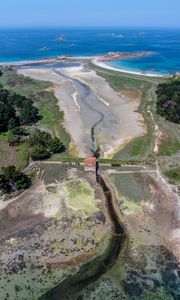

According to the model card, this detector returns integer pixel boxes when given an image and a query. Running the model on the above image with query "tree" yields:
[0,88,42,133]
[0,100,19,132]
[19,100,41,125]
[28,130,66,160]
[8,135,21,146]
[28,130,52,147]
[48,137,66,153]
[10,127,29,136]
[30,144,50,160]
[156,79,180,124]
[0,166,31,193]
[7,127,29,146]
[0,174,10,193]
[7,117,20,130]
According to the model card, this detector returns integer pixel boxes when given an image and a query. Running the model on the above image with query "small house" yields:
[84,157,96,173]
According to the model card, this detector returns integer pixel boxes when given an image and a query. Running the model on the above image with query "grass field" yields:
[164,167,180,183]
[0,132,29,169]
[88,62,164,89]
[157,116,180,156]
[40,163,69,184]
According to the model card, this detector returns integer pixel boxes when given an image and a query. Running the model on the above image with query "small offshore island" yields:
[0,51,180,300]
[97,51,154,62]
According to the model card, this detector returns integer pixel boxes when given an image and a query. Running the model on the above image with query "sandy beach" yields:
[18,62,146,158]
[92,58,168,78]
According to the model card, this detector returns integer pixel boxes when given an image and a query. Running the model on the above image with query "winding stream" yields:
[38,67,126,299]
[53,69,105,150]
[41,175,126,300]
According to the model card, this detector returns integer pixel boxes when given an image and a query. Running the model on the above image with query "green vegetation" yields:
[156,79,180,124]
[0,87,41,132]
[66,179,99,213]
[164,167,180,183]
[7,127,29,147]
[0,165,31,194]
[141,289,174,300]
[98,158,142,165]
[156,114,180,156]
[113,133,153,161]
[158,137,180,156]
[40,164,68,184]
[28,130,66,160]
[109,172,153,212]
[88,61,163,90]
[49,156,84,163]
[0,132,30,169]
[10,126,29,136]
[42,156,142,165]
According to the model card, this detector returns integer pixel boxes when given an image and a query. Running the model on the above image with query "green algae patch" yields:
[65,179,99,214]
[141,289,174,300]
[108,172,153,213]
[0,264,71,300]
[76,245,179,300]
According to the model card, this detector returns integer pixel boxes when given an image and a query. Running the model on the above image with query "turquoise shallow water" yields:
[107,53,179,75]
[0,28,180,75]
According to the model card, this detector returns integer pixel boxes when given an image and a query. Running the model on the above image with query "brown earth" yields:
[120,89,141,100]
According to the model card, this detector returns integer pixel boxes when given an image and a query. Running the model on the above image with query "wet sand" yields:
[18,62,145,158]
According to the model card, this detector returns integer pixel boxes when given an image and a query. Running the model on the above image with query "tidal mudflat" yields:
[18,62,145,158]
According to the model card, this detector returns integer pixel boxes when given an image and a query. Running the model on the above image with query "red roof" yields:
[85,157,96,166]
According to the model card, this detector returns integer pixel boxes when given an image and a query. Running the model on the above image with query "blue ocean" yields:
[0,28,180,75]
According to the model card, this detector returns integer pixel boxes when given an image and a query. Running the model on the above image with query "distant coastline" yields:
[0,54,173,78]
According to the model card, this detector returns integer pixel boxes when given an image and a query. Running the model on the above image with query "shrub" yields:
[30,144,50,160]
[0,166,31,193]
[156,79,180,124]
[0,88,42,133]
[28,130,66,160]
